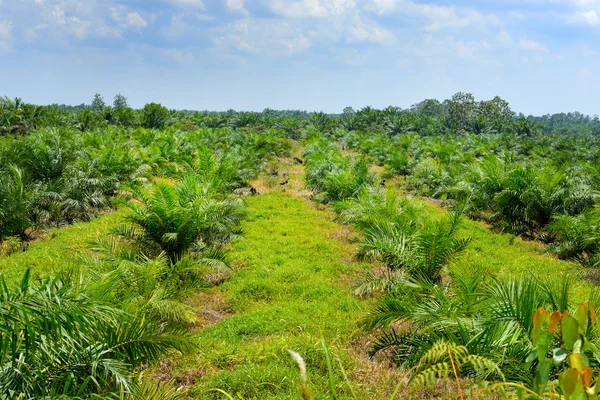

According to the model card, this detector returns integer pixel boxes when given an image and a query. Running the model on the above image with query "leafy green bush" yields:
[142,102,170,129]
[0,236,23,256]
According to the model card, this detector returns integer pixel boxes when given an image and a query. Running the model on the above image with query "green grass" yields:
[0,163,593,398]
[171,187,592,399]
[176,192,377,399]
[409,197,591,300]
[0,209,126,285]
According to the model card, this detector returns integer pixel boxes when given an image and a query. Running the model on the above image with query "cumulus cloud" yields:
[269,0,356,18]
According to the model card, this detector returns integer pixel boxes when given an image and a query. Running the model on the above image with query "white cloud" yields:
[519,38,549,53]
[18,3,149,42]
[110,6,125,22]
[498,30,514,46]
[24,23,49,40]
[269,0,356,18]
[365,0,499,31]
[419,5,499,31]
[215,19,313,54]
[125,12,147,29]
[566,9,600,25]
[347,16,395,44]
[110,6,147,30]
[365,0,397,15]
[225,0,246,12]
[66,16,90,40]
[411,35,491,61]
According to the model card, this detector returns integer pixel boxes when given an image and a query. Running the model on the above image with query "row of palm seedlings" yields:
[302,134,600,398]
[0,127,291,398]
[0,126,288,249]
[334,129,600,266]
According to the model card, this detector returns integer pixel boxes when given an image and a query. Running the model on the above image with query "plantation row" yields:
[4,93,600,266]
[2,92,600,138]
[301,135,600,398]
[0,127,290,397]
[338,130,600,266]
[0,127,286,245]
[2,93,600,399]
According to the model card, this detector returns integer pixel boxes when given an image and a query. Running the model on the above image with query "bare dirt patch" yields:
[186,289,233,333]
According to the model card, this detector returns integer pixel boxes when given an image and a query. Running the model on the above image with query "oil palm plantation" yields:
[0,270,190,398]
[357,208,470,287]
[365,270,592,386]
[117,174,244,262]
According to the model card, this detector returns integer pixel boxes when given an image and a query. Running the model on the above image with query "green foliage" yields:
[304,137,377,203]
[523,302,600,399]
[411,340,504,387]
[91,93,106,112]
[76,109,107,131]
[113,93,129,110]
[142,102,169,129]
[117,174,244,262]
[0,270,189,398]
[0,236,23,256]
[336,186,470,284]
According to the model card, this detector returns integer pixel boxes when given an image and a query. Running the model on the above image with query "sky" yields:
[0,0,599,115]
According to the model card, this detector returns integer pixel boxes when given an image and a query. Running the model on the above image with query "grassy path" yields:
[172,191,397,399]
[0,209,126,285]
[0,153,593,398]
[374,169,592,300]
[408,198,592,300]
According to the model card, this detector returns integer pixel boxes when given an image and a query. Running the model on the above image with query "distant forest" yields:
[2,92,599,137]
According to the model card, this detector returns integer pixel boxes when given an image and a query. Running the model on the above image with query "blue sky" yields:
[0,0,599,115]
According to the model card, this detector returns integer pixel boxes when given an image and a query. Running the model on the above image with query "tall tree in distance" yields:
[113,93,128,110]
[90,93,106,112]
[446,92,477,132]
[142,102,169,129]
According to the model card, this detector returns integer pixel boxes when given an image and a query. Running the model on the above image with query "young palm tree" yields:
[357,208,470,285]
[0,165,39,239]
[117,174,244,262]
[0,270,190,398]
[335,188,422,233]
[365,271,586,385]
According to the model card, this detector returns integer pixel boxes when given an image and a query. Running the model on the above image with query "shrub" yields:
[142,102,169,129]
[0,236,23,256]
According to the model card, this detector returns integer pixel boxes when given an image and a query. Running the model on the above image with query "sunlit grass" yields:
[406,197,590,300]
[172,192,380,399]
[0,209,126,285]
